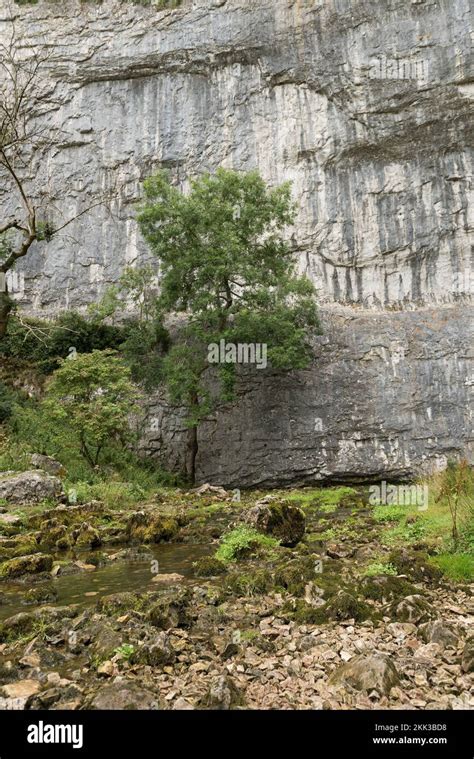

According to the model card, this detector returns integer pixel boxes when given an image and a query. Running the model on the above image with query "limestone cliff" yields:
[0,0,472,484]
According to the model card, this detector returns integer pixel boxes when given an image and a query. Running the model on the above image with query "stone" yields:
[191,484,228,498]
[418,620,459,649]
[136,633,176,667]
[0,513,21,525]
[202,675,243,710]
[389,595,435,624]
[172,697,195,710]
[241,502,305,546]
[97,661,114,678]
[386,622,417,639]
[0,1,471,487]
[329,654,400,696]
[74,561,96,572]
[326,543,355,560]
[89,682,160,710]
[0,471,64,505]
[151,573,185,585]
[0,606,76,643]
[146,588,191,631]
[1,680,40,699]
[461,638,474,674]
[73,522,101,549]
[192,558,227,578]
[0,553,53,579]
[413,643,442,661]
[30,454,66,478]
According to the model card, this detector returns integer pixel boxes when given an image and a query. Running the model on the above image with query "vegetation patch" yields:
[215,526,279,563]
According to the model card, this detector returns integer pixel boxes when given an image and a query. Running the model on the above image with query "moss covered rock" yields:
[147,588,191,630]
[388,549,443,583]
[126,511,179,544]
[388,594,435,624]
[329,654,400,695]
[241,502,305,547]
[193,557,227,578]
[360,575,418,603]
[0,552,53,578]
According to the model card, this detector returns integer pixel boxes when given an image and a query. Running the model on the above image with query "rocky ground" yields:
[0,470,472,710]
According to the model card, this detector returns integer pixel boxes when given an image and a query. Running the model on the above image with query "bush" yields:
[44,350,140,467]
[0,313,126,373]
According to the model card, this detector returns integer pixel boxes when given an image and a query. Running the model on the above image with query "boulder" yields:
[135,632,176,667]
[193,557,227,578]
[0,553,53,579]
[89,681,160,710]
[0,606,76,643]
[1,679,40,700]
[151,573,185,585]
[126,511,179,544]
[329,654,400,696]
[241,502,305,546]
[389,595,435,624]
[202,675,243,710]
[30,454,66,478]
[419,619,459,649]
[72,521,101,548]
[0,470,64,505]
[147,588,191,630]
[191,483,229,499]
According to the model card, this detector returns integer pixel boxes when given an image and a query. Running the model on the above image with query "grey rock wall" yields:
[141,305,474,487]
[1,0,473,484]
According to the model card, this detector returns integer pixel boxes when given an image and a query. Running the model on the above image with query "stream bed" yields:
[0,542,211,621]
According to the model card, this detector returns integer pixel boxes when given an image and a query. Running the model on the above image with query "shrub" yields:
[44,350,140,466]
[0,312,126,373]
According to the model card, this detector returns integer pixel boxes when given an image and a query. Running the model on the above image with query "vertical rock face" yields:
[1,0,473,484]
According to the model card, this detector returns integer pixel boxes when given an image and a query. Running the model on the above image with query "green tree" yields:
[138,168,321,482]
[45,350,139,467]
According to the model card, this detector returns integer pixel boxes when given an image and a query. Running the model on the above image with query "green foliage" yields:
[287,486,358,512]
[431,553,474,582]
[0,381,15,423]
[119,319,169,390]
[215,525,279,563]
[0,312,126,372]
[363,562,398,577]
[89,266,169,390]
[373,504,410,523]
[44,350,140,466]
[114,644,135,660]
[138,168,320,427]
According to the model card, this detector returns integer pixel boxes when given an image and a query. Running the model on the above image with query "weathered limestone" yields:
[0,0,472,485]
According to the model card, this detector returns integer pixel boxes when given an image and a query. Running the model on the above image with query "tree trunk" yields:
[185,424,198,485]
[185,391,199,485]
[0,287,13,340]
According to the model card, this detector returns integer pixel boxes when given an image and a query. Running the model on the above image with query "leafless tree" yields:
[0,25,105,339]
